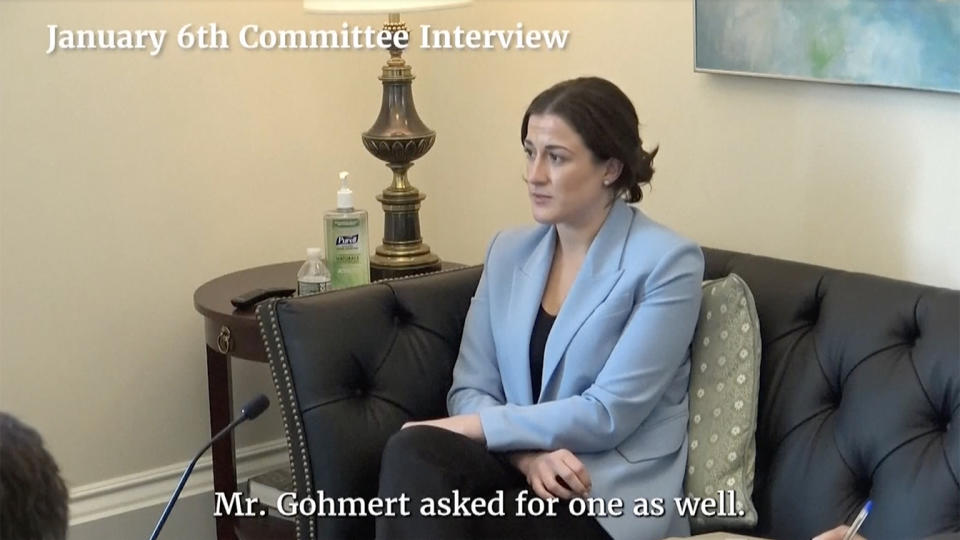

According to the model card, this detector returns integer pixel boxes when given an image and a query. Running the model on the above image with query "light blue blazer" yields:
[447,199,704,540]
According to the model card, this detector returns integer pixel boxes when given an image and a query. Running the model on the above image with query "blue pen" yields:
[842,500,872,540]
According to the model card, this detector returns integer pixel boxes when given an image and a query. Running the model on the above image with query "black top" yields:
[529,305,557,403]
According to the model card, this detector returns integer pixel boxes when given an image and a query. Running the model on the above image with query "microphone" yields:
[149,394,270,540]
[240,394,269,421]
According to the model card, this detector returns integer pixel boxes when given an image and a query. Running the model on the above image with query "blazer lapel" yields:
[540,200,633,400]
[506,226,555,405]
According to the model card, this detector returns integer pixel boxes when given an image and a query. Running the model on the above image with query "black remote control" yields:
[230,287,296,309]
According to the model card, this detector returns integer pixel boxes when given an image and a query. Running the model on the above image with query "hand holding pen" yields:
[811,500,871,540]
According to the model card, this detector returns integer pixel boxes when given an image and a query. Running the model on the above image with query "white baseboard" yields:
[69,438,288,526]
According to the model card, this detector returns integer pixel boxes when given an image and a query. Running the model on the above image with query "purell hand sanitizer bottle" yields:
[297,247,332,296]
[324,171,370,289]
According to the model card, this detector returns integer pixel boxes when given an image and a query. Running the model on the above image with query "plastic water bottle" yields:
[297,248,331,296]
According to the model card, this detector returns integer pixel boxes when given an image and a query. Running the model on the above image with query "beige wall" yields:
[1,0,957,494]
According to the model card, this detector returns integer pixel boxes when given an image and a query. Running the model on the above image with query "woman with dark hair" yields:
[377,77,704,540]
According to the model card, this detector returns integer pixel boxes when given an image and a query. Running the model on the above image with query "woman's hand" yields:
[812,525,866,540]
[402,414,485,443]
[509,449,591,500]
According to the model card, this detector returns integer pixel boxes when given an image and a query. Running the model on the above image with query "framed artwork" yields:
[694,0,960,95]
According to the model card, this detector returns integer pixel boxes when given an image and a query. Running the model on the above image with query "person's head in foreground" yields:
[522,76,658,228]
[0,412,68,540]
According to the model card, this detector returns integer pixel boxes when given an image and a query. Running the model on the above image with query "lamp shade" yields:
[303,0,471,14]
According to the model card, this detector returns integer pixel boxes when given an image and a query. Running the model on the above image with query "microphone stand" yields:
[148,416,246,540]
[149,394,268,540]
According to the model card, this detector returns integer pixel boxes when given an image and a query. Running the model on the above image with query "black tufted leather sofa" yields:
[256,247,959,540]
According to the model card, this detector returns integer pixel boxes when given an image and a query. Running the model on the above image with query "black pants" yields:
[376,426,612,540]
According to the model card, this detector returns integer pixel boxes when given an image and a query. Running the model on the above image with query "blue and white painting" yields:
[695,0,960,94]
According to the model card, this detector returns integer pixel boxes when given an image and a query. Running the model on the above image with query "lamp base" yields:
[368,180,441,281]
[370,256,442,281]
[361,13,443,283]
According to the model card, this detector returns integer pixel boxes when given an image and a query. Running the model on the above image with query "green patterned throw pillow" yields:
[685,273,761,532]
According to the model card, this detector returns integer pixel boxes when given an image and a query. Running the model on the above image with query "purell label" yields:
[335,234,359,249]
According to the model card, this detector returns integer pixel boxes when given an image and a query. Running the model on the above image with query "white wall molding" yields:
[68,438,288,526]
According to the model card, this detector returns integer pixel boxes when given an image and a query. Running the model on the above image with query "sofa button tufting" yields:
[905,327,920,346]
[803,297,821,323]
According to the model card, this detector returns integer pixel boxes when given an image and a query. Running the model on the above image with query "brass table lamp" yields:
[304,0,472,280]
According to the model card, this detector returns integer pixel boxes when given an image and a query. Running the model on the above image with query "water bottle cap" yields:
[306,247,323,259]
